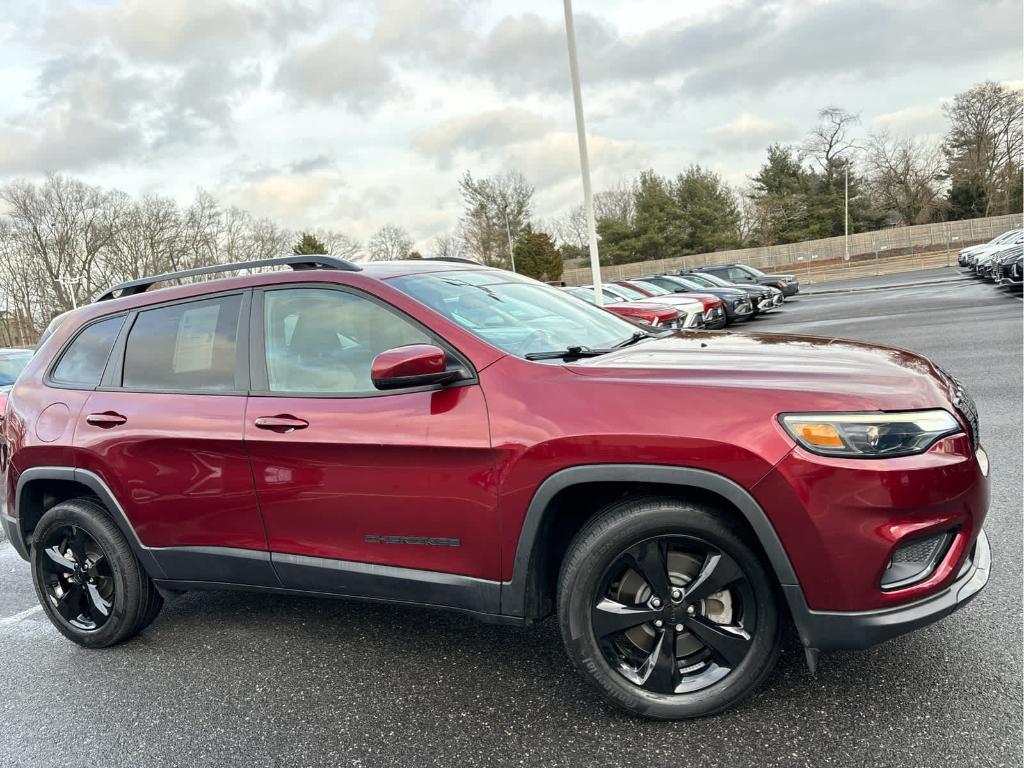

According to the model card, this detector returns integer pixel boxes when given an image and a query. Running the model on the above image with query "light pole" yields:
[56,275,83,310]
[502,210,516,273]
[563,0,603,306]
[844,163,850,261]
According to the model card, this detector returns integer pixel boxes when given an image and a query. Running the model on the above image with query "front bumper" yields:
[703,307,727,329]
[728,301,755,320]
[789,529,990,651]
[780,282,799,297]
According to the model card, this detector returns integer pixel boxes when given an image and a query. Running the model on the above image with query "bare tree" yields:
[176,190,222,272]
[551,205,588,252]
[863,131,946,225]
[802,106,861,186]
[432,231,467,260]
[367,224,413,261]
[593,180,636,225]
[0,175,114,313]
[314,229,362,260]
[943,81,1024,215]
[98,192,184,288]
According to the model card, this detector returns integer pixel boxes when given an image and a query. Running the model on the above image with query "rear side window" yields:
[51,316,124,388]
[122,295,242,392]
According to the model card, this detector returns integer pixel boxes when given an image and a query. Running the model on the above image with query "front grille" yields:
[936,366,979,448]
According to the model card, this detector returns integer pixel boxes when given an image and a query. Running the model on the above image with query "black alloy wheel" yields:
[558,497,780,720]
[591,535,755,695]
[31,498,162,647]
[38,524,115,630]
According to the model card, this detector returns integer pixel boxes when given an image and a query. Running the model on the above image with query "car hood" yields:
[732,284,772,296]
[759,273,795,281]
[687,287,749,299]
[567,331,953,410]
[634,296,703,309]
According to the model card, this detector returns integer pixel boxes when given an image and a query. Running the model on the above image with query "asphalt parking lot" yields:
[0,269,1020,768]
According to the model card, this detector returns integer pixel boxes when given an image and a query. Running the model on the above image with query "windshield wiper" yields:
[613,330,654,348]
[524,345,616,361]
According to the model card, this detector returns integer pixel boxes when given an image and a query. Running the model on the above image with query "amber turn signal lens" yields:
[795,423,844,448]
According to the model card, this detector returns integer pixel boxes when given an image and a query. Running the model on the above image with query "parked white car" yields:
[958,228,1022,268]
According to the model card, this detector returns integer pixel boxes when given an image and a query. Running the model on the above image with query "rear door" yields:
[73,291,272,582]
[244,284,498,586]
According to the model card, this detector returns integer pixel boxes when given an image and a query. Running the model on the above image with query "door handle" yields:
[86,412,127,428]
[253,415,309,433]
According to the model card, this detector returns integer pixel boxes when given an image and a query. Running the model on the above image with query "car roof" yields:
[54,258,499,333]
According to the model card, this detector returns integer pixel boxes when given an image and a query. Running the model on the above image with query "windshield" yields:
[0,351,32,385]
[691,272,735,288]
[389,270,640,359]
[742,265,766,277]
[630,280,671,296]
[569,287,623,305]
[651,275,704,291]
[605,283,647,301]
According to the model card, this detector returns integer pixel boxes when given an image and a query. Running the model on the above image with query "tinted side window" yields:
[727,267,751,281]
[263,288,430,395]
[123,295,242,392]
[51,316,125,388]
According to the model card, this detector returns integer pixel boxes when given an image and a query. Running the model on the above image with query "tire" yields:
[30,498,161,648]
[557,496,781,720]
[138,581,165,632]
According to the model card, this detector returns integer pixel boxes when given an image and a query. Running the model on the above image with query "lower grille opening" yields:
[881,531,954,591]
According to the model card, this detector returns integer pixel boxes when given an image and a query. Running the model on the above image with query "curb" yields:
[802,276,969,296]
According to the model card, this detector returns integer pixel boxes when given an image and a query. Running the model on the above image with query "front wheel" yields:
[557,497,781,719]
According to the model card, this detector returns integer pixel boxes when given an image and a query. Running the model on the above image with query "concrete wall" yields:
[562,213,1024,285]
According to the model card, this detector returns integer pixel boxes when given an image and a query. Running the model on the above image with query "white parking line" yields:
[0,604,42,625]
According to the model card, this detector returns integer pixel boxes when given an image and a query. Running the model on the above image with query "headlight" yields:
[779,410,962,458]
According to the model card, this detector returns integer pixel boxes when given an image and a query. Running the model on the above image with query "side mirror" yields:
[371,344,465,390]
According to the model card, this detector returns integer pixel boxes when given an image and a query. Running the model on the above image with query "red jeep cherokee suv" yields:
[1,256,991,720]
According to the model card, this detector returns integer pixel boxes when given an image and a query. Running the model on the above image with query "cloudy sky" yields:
[0,0,1020,249]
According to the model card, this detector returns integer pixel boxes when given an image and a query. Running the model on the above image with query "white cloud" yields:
[219,171,348,225]
[274,33,401,112]
[413,108,554,167]
[706,113,799,150]
[872,102,949,137]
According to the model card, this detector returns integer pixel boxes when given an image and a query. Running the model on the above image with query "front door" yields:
[244,285,498,589]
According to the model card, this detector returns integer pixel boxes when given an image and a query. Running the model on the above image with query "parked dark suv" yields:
[699,264,800,298]
[2,256,990,720]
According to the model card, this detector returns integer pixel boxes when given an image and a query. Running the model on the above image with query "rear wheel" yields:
[557,497,781,719]
[31,498,161,647]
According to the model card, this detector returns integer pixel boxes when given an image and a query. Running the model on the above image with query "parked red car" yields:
[2,257,990,720]
[561,286,685,329]
[615,279,728,329]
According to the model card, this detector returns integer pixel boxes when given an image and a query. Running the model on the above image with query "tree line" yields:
[0,80,1018,344]
[543,80,1022,266]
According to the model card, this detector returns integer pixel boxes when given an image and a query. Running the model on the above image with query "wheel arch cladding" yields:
[501,464,803,621]
[15,467,165,578]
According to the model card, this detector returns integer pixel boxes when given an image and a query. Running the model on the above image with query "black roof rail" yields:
[95,255,362,302]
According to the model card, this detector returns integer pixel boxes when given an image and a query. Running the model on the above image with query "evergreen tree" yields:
[292,232,328,255]
[672,165,741,252]
[513,230,563,281]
